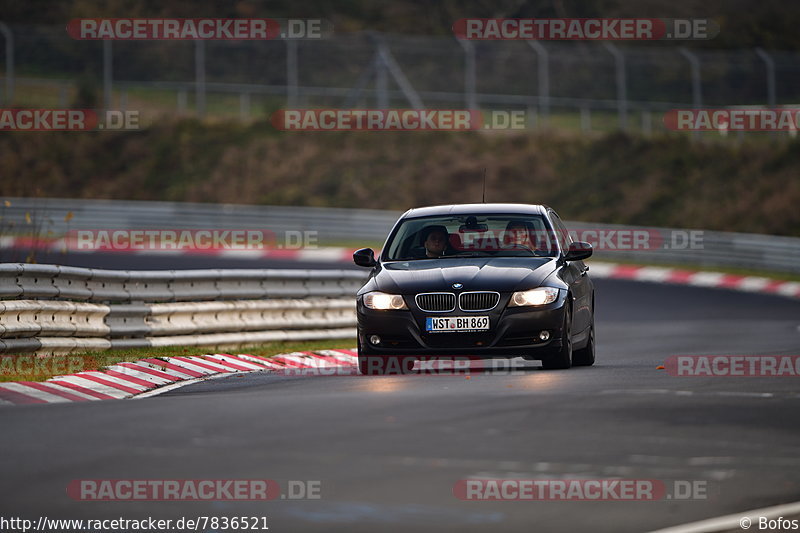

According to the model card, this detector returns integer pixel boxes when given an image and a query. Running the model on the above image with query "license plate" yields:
[426,316,490,333]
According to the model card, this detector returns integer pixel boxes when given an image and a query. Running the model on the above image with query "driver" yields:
[420,225,449,258]
[503,221,534,249]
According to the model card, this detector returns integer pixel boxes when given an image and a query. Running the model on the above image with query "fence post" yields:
[603,43,627,131]
[526,40,549,125]
[679,48,702,108]
[679,47,702,140]
[286,39,298,108]
[194,39,206,118]
[641,110,652,136]
[177,89,187,113]
[457,39,477,110]
[240,92,251,120]
[103,40,113,112]
[0,22,14,105]
[754,47,776,107]
[580,106,591,132]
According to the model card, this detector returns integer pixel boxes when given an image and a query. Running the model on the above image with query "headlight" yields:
[509,287,560,307]
[363,291,408,310]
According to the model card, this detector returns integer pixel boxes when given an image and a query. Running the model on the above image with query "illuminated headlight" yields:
[509,287,560,307]
[363,291,408,310]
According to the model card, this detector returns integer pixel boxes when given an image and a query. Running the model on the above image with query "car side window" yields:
[549,211,572,252]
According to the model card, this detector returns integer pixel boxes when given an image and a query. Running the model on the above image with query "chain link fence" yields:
[2,24,800,133]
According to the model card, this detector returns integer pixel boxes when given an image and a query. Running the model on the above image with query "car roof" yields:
[400,203,550,219]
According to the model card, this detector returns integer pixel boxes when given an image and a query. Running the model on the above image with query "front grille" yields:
[416,292,456,312]
[459,291,500,311]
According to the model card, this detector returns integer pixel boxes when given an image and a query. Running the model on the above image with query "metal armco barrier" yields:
[2,197,800,274]
[0,264,367,354]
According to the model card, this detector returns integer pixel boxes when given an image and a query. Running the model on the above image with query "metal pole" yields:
[457,39,477,110]
[603,43,627,130]
[375,41,423,108]
[641,110,652,136]
[240,92,250,120]
[103,40,112,111]
[679,47,702,107]
[527,40,549,125]
[0,22,14,105]
[580,106,591,132]
[375,46,388,108]
[755,47,776,107]
[679,48,701,140]
[195,39,206,117]
[286,39,298,108]
[177,89,187,113]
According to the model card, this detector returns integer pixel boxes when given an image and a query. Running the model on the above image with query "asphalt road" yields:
[1,276,799,532]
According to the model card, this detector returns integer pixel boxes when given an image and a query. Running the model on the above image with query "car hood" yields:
[364,257,558,294]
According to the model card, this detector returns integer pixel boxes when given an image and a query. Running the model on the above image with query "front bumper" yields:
[357,291,567,358]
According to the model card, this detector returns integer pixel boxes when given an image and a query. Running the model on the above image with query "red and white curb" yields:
[589,262,800,300]
[0,349,358,407]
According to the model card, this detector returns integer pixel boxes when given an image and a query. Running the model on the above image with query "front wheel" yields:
[572,320,595,366]
[541,306,572,370]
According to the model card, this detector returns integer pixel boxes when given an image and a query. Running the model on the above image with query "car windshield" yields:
[384,213,559,261]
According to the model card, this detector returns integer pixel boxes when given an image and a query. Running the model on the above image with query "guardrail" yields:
[0,264,367,354]
[2,197,800,274]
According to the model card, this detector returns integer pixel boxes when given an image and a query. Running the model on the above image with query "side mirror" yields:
[353,248,377,268]
[564,242,592,261]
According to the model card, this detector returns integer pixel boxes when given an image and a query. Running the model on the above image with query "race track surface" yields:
[1,277,799,532]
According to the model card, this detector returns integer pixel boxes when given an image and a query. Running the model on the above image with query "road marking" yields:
[133,372,234,399]
[601,389,792,399]
[647,500,800,533]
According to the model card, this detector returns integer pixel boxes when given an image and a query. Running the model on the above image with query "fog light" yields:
[369,335,381,345]
[539,330,550,341]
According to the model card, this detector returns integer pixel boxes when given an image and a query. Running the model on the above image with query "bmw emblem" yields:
[452,283,463,290]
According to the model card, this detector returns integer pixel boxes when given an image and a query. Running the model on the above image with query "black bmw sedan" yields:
[353,203,595,374]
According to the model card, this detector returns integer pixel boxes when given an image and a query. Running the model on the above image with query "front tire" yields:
[541,306,572,370]
[572,319,595,366]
